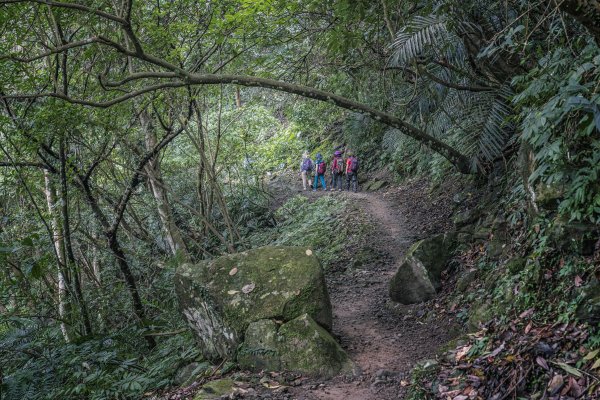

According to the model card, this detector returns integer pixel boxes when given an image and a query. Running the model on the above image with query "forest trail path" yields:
[290,188,459,400]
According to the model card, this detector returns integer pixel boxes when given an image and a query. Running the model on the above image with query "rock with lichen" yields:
[174,246,333,362]
[238,314,352,378]
[389,232,456,304]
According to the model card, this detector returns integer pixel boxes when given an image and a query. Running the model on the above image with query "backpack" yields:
[349,157,359,173]
[317,161,326,175]
[333,157,344,173]
[302,158,313,172]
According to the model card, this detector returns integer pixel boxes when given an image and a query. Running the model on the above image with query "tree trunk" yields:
[139,110,190,261]
[76,175,157,349]
[235,87,242,108]
[43,169,71,343]
[58,140,93,337]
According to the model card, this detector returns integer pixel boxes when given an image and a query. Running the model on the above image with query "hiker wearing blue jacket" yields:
[313,153,327,191]
[300,151,313,191]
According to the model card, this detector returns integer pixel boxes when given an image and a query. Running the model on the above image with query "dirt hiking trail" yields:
[286,187,460,400]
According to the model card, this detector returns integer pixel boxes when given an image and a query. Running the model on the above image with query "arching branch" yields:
[0,0,473,173]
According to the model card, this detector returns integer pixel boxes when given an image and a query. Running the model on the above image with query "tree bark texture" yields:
[140,111,190,261]
[43,169,71,343]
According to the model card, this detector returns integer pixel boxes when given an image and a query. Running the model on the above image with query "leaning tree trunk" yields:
[140,111,190,261]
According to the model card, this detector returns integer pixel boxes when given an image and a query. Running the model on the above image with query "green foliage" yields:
[0,322,201,400]
[250,195,350,267]
[514,42,600,223]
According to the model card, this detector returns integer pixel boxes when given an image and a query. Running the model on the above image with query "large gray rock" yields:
[389,233,456,304]
[175,246,332,362]
[238,314,352,378]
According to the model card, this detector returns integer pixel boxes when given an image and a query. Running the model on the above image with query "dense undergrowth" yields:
[0,190,355,400]
[250,195,359,268]
[404,37,600,398]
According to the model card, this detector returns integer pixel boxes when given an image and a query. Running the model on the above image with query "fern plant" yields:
[386,5,518,172]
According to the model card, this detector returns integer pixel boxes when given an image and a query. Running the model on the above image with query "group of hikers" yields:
[299,146,359,192]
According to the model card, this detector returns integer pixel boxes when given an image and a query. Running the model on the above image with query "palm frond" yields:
[390,15,450,66]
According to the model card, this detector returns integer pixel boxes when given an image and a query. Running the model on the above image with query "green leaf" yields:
[583,349,599,361]
[555,362,583,377]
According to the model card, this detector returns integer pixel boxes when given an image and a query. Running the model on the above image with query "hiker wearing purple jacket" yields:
[300,151,313,191]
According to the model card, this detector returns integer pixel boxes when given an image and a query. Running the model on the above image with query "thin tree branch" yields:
[416,65,497,92]
[0,0,127,25]
[0,38,98,63]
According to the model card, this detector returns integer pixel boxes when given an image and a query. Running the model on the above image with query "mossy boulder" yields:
[576,284,600,325]
[389,232,457,304]
[239,314,351,378]
[368,180,388,191]
[548,217,598,256]
[237,319,281,371]
[194,378,235,400]
[467,302,493,331]
[536,183,565,210]
[506,257,526,274]
[173,361,210,386]
[456,269,477,292]
[175,246,332,361]
[453,209,480,229]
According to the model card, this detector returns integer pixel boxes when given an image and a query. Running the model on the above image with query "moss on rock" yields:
[193,378,235,400]
[237,319,281,371]
[389,233,457,304]
[175,246,332,361]
[238,315,351,378]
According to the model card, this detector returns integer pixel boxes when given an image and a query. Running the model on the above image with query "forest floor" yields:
[165,176,467,400]
[247,176,464,399]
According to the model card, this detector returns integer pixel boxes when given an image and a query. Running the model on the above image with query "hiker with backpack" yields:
[345,152,359,192]
[300,151,313,191]
[313,153,327,191]
[330,150,345,191]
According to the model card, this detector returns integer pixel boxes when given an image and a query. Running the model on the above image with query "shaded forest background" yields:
[0,0,599,398]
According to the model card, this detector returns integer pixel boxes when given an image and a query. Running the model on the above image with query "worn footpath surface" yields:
[278,181,461,400]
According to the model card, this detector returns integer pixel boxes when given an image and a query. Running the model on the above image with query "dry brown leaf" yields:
[536,356,549,370]
[229,267,238,276]
[455,345,472,361]
[583,349,599,361]
[548,374,564,395]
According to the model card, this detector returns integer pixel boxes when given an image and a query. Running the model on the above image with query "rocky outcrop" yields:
[389,233,456,304]
[194,378,235,399]
[175,246,349,376]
